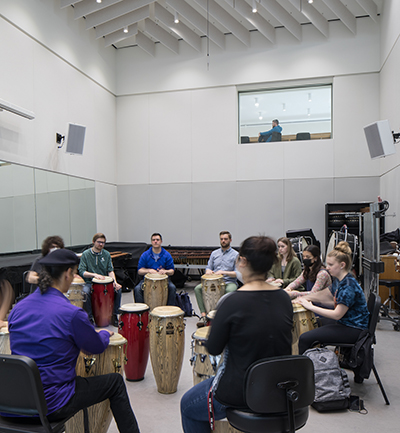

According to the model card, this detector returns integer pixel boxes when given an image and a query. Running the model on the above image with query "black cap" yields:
[38,249,80,266]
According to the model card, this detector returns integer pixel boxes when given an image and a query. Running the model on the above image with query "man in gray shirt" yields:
[194,231,239,327]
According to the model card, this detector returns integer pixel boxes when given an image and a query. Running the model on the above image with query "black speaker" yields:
[364,120,395,159]
[66,123,86,155]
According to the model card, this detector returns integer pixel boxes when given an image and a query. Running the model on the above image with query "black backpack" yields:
[304,347,351,412]
[175,291,196,317]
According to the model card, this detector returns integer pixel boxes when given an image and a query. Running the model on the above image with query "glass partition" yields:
[0,161,96,254]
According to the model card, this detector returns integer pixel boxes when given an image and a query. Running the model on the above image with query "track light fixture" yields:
[252,0,257,13]
[174,11,179,24]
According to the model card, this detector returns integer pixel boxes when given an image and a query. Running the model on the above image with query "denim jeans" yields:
[134,279,176,306]
[180,377,227,433]
[48,374,140,433]
[83,282,122,322]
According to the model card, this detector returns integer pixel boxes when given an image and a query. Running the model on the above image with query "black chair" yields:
[271,131,282,142]
[241,136,250,143]
[322,293,390,405]
[0,354,88,432]
[296,132,311,140]
[226,355,315,433]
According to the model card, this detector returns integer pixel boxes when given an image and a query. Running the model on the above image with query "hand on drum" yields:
[214,270,225,276]
[297,297,313,310]
[157,269,168,275]
[94,274,106,280]
[96,328,114,336]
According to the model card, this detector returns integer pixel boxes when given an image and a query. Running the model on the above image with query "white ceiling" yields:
[59,0,383,56]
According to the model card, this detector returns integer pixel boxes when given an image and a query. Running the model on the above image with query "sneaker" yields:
[197,316,207,328]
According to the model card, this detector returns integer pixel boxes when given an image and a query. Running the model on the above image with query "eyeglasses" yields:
[96,240,105,245]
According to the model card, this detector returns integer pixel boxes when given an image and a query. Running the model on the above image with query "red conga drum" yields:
[118,303,150,381]
[92,276,114,327]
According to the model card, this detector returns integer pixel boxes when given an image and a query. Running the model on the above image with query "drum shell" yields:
[201,275,225,313]
[143,274,168,311]
[292,303,318,355]
[0,324,10,355]
[66,278,85,308]
[149,306,185,394]
[191,327,220,385]
[65,334,127,433]
[92,280,115,327]
[119,303,150,381]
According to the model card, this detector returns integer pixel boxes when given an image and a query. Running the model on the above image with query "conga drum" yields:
[292,303,318,355]
[92,276,115,327]
[65,333,127,433]
[142,273,168,311]
[191,327,221,385]
[0,323,10,354]
[119,303,150,381]
[149,306,185,394]
[201,274,225,313]
[66,275,85,308]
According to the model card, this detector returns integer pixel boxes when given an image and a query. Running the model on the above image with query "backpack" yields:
[175,291,196,317]
[304,347,351,412]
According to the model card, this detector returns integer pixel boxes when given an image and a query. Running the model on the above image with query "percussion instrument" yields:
[149,306,185,394]
[91,276,115,327]
[201,274,225,313]
[206,309,217,326]
[325,230,358,265]
[0,323,10,355]
[66,275,85,308]
[119,303,150,381]
[290,236,309,265]
[190,327,221,385]
[65,333,127,433]
[142,273,168,311]
[292,303,318,355]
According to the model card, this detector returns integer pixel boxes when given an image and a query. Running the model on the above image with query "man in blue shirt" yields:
[195,231,239,327]
[134,233,176,305]
[259,119,282,142]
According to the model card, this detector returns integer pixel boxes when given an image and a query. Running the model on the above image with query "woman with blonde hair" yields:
[297,242,369,373]
[266,237,302,288]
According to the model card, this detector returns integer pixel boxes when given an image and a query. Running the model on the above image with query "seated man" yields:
[134,233,176,305]
[79,233,121,327]
[195,231,239,327]
[6,249,140,433]
[258,118,282,142]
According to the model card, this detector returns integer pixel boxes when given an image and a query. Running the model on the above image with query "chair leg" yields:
[371,363,390,405]
[83,407,90,433]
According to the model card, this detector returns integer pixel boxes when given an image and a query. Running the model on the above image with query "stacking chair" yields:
[0,354,88,433]
[226,355,315,433]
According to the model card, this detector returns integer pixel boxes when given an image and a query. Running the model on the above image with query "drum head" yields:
[109,333,127,346]
[150,306,184,318]
[193,327,210,340]
[92,276,113,284]
[120,303,149,313]
[206,310,217,320]
[201,274,222,281]
[145,273,168,281]
[0,324,9,334]
[72,276,85,285]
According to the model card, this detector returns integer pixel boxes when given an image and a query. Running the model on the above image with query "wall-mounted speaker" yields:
[66,123,86,155]
[363,119,396,159]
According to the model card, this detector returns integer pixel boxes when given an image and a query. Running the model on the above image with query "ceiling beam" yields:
[166,0,225,49]
[60,0,77,8]
[194,0,250,46]
[73,0,122,20]
[301,1,329,38]
[321,0,356,34]
[154,4,201,52]
[144,19,179,54]
[259,0,302,40]
[136,31,155,56]
[95,6,150,38]
[104,23,138,47]
[356,0,378,23]
[85,0,152,29]
[233,0,275,43]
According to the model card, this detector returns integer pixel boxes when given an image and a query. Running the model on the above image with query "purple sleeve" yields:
[70,309,110,353]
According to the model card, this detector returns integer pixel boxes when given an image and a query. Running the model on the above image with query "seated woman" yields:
[297,242,369,382]
[266,237,302,288]
[285,245,332,299]
[6,249,140,433]
[180,236,293,433]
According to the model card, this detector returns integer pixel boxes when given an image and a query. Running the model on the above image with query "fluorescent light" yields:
[0,98,35,120]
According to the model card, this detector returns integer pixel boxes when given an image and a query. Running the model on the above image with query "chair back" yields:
[245,355,315,414]
[271,131,282,142]
[0,354,52,429]
[296,132,311,140]
[367,292,381,337]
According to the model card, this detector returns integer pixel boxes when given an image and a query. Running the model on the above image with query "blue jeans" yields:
[180,377,227,433]
[83,283,122,321]
[134,279,176,306]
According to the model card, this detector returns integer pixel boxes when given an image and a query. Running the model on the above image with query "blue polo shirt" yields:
[206,247,239,285]
[7,288,110,414]
[138,247,175,273]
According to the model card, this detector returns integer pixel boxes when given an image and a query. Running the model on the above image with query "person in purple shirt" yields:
[7,249,140,433]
